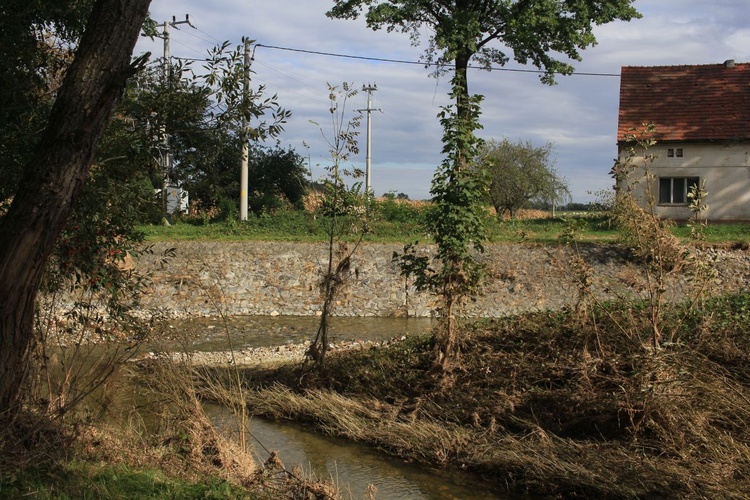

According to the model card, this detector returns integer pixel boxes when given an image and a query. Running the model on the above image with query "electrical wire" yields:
[171,42,621,77]
[254,43,621,77]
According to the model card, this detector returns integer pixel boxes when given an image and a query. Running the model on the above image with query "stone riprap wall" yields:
[135,241,750,318]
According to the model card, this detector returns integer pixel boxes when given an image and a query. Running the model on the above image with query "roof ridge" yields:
[622,61,749,69]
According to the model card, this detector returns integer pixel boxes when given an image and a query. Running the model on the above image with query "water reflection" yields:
[162,316,435,352]
[204,403,506,500]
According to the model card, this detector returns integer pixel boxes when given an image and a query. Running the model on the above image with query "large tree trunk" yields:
[0,0,151,415]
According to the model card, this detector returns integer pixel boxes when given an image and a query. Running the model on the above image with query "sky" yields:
[135,1,750,202]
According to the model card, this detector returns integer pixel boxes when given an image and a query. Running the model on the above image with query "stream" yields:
[161,315,435,351]
[163,315,508,499]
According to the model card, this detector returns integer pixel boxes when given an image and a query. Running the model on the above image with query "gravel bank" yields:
[140,337,408,368]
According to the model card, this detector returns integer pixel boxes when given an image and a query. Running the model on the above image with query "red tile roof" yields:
[617,61,750,143]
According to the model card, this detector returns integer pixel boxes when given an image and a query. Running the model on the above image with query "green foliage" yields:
[373,198,425,225]
[478,138,570,218]
[92,40,291,222]
[696,291,750,336]
[686,178,709,241]
[0,4,157,360]
[248,143,310,213]
[328,0,640,83]
[0,0,94,201]
[1,22,295,316]
[0,3,178,422]
[45,170,147,295]
[0,3,166,218]
[0,463,254,499]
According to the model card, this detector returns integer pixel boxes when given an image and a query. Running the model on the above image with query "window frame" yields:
[658,176,699,205]
[666,147,684,158]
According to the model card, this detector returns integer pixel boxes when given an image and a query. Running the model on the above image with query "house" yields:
[617,60,750,221]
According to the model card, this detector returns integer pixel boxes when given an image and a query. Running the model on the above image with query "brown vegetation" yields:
[232,298,750,498]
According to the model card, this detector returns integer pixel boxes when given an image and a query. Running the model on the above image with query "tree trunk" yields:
[0,0,151,415]
[454,50,471,119]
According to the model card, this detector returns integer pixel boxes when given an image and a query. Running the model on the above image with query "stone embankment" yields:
[133,241,750,319]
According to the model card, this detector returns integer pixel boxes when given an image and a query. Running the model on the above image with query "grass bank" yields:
[229,292,750,498]
[139,207,750,246]
[0,461,254,499]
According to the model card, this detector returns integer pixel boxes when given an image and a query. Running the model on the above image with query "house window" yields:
[659,177,699,205]
[667,148,684,158]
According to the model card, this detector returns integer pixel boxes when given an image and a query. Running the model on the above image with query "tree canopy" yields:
[91,41,294,220]
[478,138,570,218]
[328,0,640,115]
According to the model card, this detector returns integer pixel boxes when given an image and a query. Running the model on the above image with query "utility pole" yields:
[155,15,195,215]
[156,14,196,85]
[358,84,378,197]
[240,39,251,221]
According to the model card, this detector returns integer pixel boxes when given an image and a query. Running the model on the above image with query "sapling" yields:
[306,83,369,368]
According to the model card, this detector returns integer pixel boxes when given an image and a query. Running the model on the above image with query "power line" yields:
[171,41,620,78]
[179,29,223,50]
[195,27,223,45]
[255,43,621,77]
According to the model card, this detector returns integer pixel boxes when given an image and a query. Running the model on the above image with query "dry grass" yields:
[129,352,345,499]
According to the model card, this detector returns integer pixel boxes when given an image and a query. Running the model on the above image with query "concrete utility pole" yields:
[156,14,195,82]
[358,84,378,197]
[155,15,195,215]
[240,39,251,221]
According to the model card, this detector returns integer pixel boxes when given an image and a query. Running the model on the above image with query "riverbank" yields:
[189,291,750,499]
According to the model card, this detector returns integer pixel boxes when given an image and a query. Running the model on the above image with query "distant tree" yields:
[478,139,570,219]
[248,143,310,213]
[382,191,409,200]
[564,202,595,212]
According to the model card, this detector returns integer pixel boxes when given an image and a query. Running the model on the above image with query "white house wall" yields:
[618,142,750,221]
